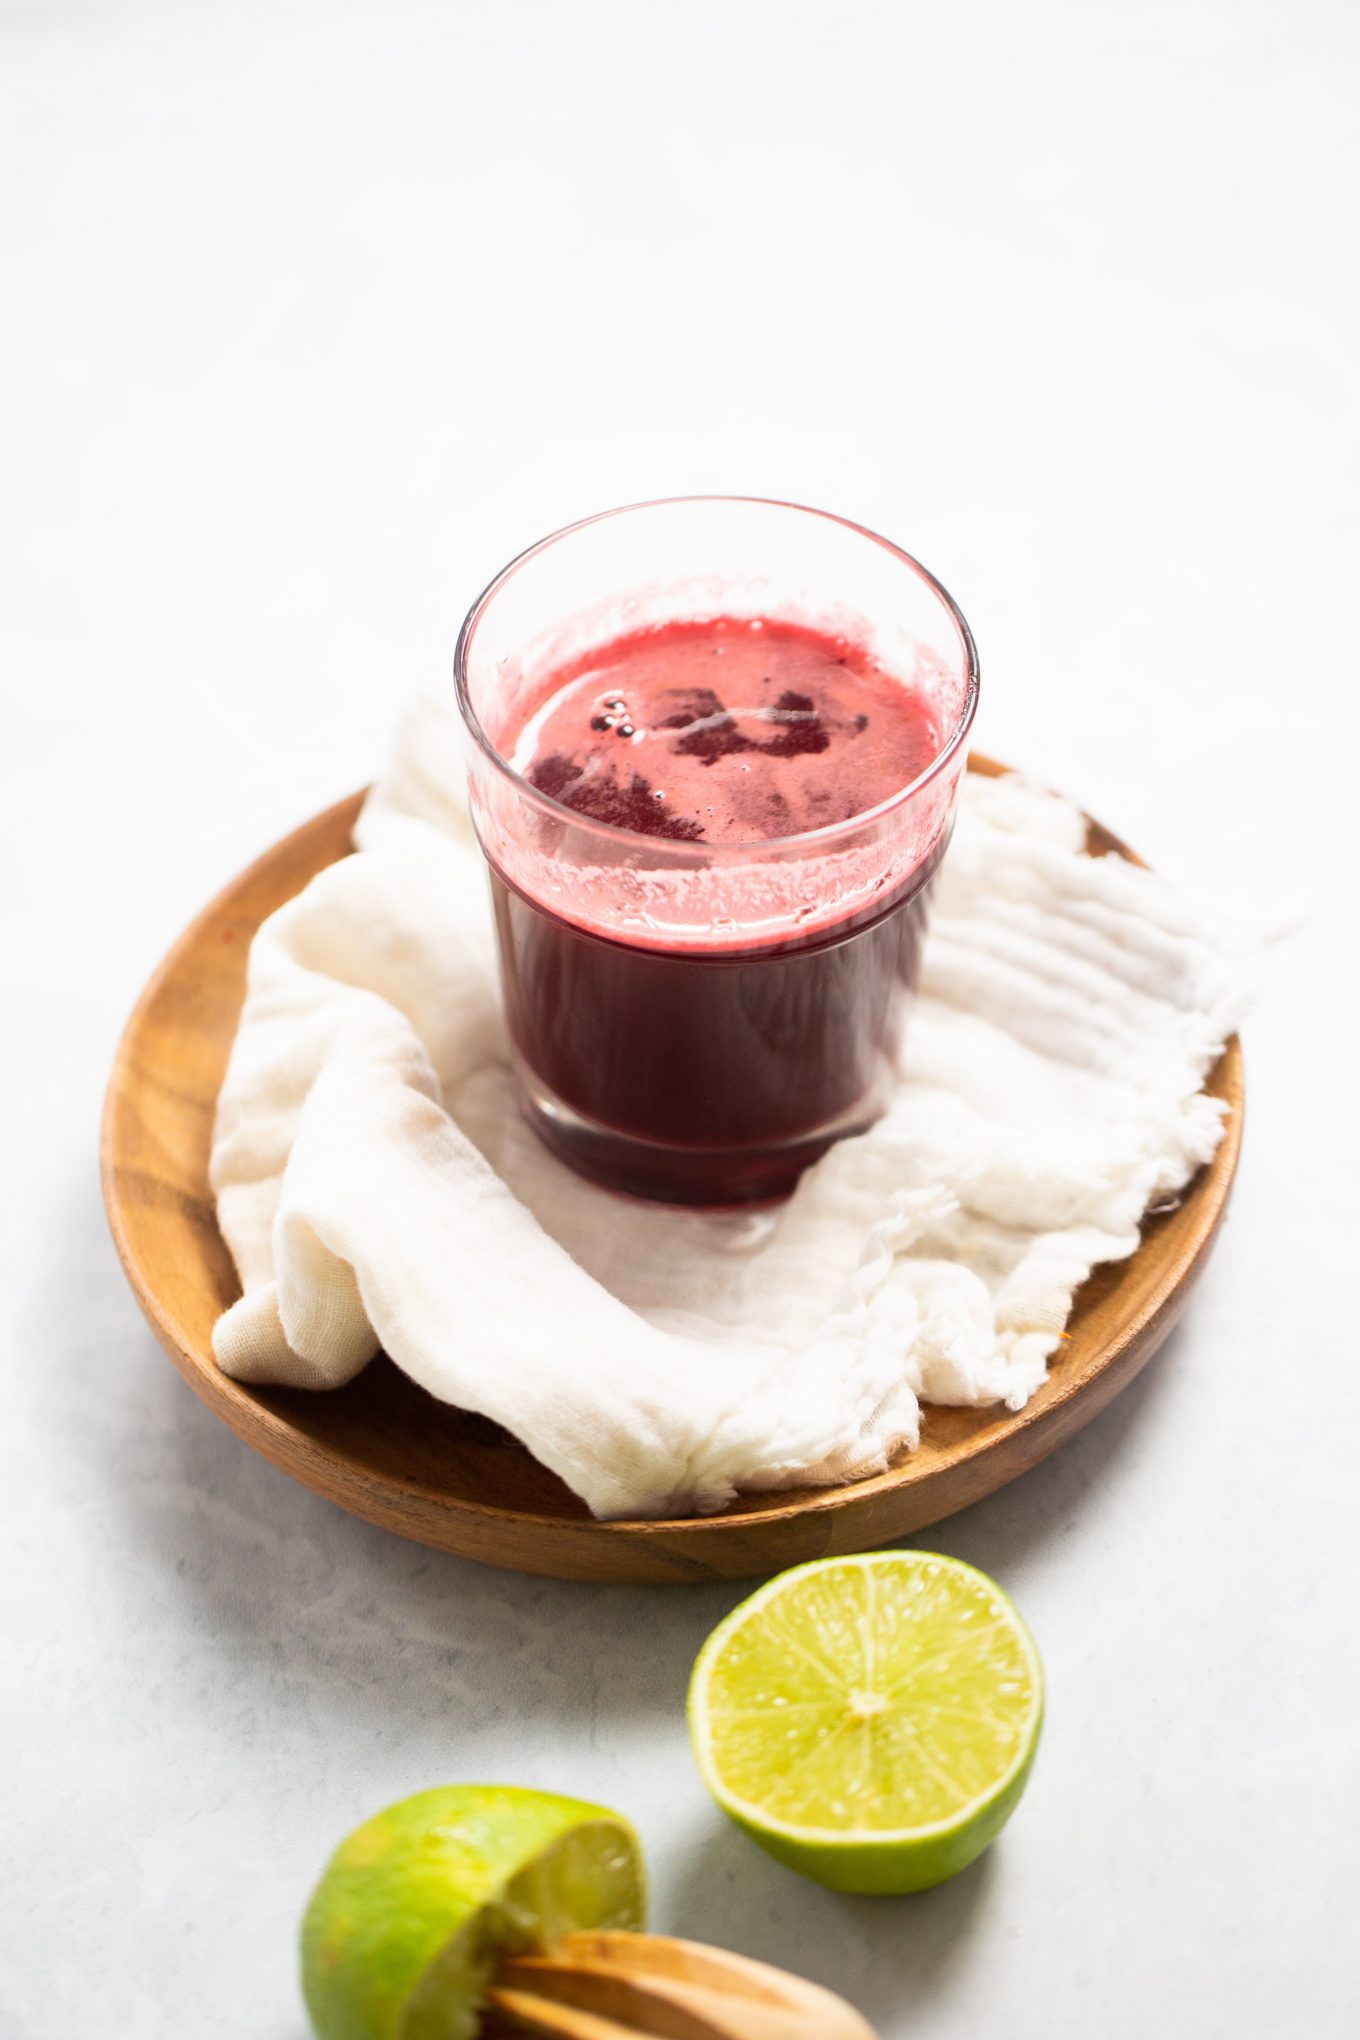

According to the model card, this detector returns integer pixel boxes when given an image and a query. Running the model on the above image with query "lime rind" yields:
[301,1786,645,2040]
[722,1741,1041,1894]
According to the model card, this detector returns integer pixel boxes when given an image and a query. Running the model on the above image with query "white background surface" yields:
[3,2,1357,2034]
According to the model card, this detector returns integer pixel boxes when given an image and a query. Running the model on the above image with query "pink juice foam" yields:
[485,616,951,1203]
[508,617,941,846]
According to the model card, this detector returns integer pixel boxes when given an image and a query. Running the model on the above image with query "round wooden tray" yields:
[101,761,1242,1584]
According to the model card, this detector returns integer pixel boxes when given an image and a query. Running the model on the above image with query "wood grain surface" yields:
[100,759,1244,1584]
[482,1931,878,2038]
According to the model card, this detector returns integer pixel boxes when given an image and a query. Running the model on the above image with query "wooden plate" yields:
[101,760,1243,1584]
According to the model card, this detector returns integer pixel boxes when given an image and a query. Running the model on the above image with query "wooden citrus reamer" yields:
[481,1929,876,2038]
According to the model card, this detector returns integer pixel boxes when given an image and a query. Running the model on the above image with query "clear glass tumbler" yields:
[455,496,978,1205]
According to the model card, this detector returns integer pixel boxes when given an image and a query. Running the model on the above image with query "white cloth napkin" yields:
[210,695,1250,1519]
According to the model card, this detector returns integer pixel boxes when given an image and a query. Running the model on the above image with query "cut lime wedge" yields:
[301,1785,645,2040]
[688,1552,1044,1894]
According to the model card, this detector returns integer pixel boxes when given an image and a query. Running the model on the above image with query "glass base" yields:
[513,1063,882,1208]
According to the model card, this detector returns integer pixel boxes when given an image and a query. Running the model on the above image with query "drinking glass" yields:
[455,496,978,1205]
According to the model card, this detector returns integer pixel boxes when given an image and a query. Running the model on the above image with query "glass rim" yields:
[453,493,980,857]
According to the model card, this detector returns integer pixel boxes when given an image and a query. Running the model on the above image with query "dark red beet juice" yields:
[487,618,949,1203]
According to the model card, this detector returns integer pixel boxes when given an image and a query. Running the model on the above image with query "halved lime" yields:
[688,1552,1044,1894]
[300,1785,645,2040]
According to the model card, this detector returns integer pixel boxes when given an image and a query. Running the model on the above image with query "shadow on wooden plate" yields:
[100,757,1243,1583]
